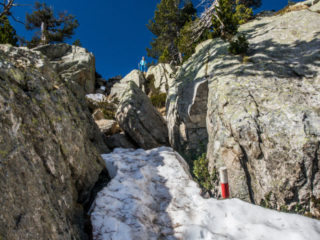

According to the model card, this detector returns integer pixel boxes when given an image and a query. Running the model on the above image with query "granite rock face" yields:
[167,40,212,157]
[116,82,169,149]
[95,119,120,135]
[34,43,96,95]
[145,63,176,94]
[0,44,108,239]
[109,70,146,100]
[167,5,320,215]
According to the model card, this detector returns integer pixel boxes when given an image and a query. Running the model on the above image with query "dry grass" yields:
[157,107,166,116]
[276,4,309,16]
[242,55,251,64]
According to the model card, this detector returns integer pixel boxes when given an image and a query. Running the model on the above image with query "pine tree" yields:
[212,0,239,40]
[234,2,253,24]
[25,2,79,46]
[212,0,253,40]
[177,20,198,61]
[147,0,196,64]
[238,0,261,9]
[0,15,18,46]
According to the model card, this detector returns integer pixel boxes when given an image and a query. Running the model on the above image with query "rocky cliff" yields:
[167,2,320,216]
[0,44,109,239]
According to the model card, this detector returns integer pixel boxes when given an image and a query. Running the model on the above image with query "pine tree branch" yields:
[10,14,24,25]
[185,0,218,46]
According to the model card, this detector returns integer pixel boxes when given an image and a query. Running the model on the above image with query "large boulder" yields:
[34,43,96,95]
[0,44,109,239]
[116,82,169,149]
[145,63,176,94]
[167,6,320,216]
[109,70,145,100]
[105,75,122,95]
[95,119,120,135]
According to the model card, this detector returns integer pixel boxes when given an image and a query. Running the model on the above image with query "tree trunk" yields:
[40,21,47,45]
[178,51,183,64]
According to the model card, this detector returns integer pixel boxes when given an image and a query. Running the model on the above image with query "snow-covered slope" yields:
[91,147,320,240]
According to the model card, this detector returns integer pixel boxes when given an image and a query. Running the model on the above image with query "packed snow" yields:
[85,93,107,102]
[90,147,320,240]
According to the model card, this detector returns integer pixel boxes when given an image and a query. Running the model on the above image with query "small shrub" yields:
[102,109,116,120]
[242,55,251,64]
[146,76,159,96]
[150,93,167,108]
[280,205,289,213]
[193,153,215,193]
[260,192,272,208]
[72,39,82,47]
[228,34,249,55]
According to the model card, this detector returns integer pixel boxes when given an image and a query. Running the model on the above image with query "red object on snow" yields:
[220,167,230,199]
[221,183,230,199]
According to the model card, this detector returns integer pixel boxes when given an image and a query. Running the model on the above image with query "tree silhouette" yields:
[26,2,79,46]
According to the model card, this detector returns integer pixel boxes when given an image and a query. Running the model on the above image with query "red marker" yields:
[220,167,230,199]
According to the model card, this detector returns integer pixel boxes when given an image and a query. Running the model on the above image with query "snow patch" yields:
[86,93,107,102]
[91,147,320,240]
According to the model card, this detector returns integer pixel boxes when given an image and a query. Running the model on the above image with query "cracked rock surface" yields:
[167,5,320,215]
[0,44,108,239]
[116,82,169,149]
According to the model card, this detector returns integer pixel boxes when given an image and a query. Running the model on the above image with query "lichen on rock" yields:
[166,3,320,216]
[0,44,109,239]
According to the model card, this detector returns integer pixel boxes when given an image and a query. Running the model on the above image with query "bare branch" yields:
[0,0,15,18]
[187,0,219,45]
[10,13,24,25]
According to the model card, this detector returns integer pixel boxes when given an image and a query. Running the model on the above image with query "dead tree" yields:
[185,0,224,48]
[0,0,15,17]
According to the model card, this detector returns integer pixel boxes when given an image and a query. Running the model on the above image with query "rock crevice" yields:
[166,3,320,216]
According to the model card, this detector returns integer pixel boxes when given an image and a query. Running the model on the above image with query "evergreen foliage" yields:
[147,0,196,64]
[178,19,214,62]
[158,47,171,63]
[193,153,216,193]
[0,15,18,46]
[25,2,79,46]
[234,3,253,24]
[212,0,254,39]
[178,20,197,61]
[228,33,249,55]
[212,0,239,40]
[150,93,167,108]
[72,39,82,47]
[238,0,261,9]
[211,0,252,55]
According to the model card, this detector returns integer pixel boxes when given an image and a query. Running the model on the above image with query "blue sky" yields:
[10,0,302,79]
